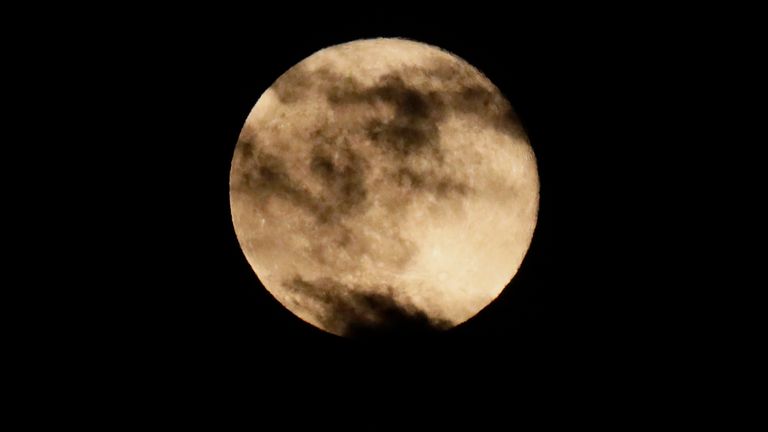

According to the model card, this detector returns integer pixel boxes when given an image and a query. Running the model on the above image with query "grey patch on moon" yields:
[232,134,371,225]
[230,38,540,338]
[329,73,445,159]
[284,276,451,338]
[272,56,526,144]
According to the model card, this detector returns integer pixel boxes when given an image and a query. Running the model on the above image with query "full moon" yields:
[230,38,539,338]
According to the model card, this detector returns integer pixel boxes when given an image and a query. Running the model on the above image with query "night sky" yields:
[84,10,688,417]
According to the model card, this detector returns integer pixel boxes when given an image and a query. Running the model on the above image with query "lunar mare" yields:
[230,38,539,337]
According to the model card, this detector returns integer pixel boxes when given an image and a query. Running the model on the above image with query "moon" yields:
[230,38,539,338]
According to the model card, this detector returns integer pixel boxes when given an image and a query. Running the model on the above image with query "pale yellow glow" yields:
[230,38,539,337]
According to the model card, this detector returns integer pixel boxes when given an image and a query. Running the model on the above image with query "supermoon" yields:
[230,38,539,338]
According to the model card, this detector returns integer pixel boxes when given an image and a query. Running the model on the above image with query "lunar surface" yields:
[230,38,539,338]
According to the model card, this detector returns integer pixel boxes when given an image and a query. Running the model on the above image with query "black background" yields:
[77,10,692,417]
